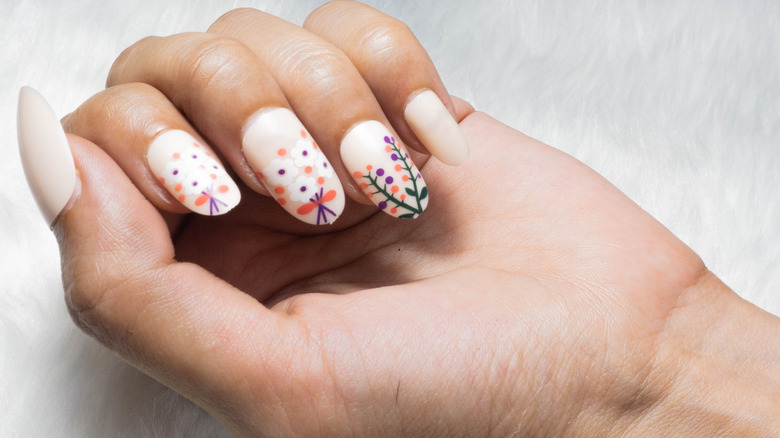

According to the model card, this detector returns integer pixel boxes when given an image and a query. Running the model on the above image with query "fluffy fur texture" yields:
[1,0,778,435]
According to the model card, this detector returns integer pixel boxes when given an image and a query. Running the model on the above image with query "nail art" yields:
[242,108,344,225]
[17,86,77,227]
[404,90,469,166]
[147,130,240,216]
[341,121,428,219]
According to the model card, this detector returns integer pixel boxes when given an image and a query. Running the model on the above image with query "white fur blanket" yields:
[2,0,778,435]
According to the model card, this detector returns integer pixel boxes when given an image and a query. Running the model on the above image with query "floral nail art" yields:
[341,121,429,219]
[253,126,342,225]
[353,135,428,218]
[148,130,240,216]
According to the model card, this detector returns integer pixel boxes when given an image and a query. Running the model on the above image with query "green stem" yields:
[388,139,423,213]
[365,173,420,214]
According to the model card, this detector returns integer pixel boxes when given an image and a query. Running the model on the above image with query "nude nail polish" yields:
[404,90,469,166]
[17,86,77,227]
[242,108,344,225]
[147,130,241,216]
[341,121,428,218]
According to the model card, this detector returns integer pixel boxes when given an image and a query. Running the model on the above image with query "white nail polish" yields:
[17,86,77,227]
[404,90,469,166]
[341,121,428,218]
[242,108,344,225]
[147,130,241,216]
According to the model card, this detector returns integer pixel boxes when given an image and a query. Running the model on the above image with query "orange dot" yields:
[353,171,362,178]
[177,194,186,203]
[366,165,373,170]
[395,164,402,171]
[312,141,318,150]
[274,186,285,194]
[400,194,406,200]
[199,164,205,169]
[317,177,325,184]
[391,185,399,193]
[255,171,264,179]
[300,129,306,138]
[210,174,217,180]
[385,146,392,152]
[158,177,166,184]
[360,183,368,189]
[278,198,287,205]
[173,152,180,159]
[305,166,312,174]
[205,151,212,157]
[218,185,229,193]
[277,148,286,156]
[193,142,201,148]
[402,175,409,182]
[367,192,374,198]
[175,183,182,192]
[390,208,398,214]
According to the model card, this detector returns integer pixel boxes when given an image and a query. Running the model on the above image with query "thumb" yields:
[18,87,296,430]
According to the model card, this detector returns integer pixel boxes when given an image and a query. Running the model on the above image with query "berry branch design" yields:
[358,136,428,218]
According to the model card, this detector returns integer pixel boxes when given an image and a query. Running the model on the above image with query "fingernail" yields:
[17,86,77,228]
[341,121,428,218]
[404,90,469,166]
[147,130,241,216]
[242,108,344,225]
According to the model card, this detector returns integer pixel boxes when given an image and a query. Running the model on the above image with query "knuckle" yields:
[278,38,352,92]
[358,20,416,62]
[181,35,254,91]
[67,83,166,138]
[107,35,160,86]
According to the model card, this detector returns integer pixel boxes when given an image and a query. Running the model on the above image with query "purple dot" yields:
[391,153,398,161]
[405,153,409,158]
[391,136,396,143]
[278,169,285,175]
[323,163,328,168]
[378,201,388,210]
[302,151,308,156]
[213,165,218,169]
[300,186,307,192]
[192,155,197,159]
[172,170,179,175]
[385,176,394,184]
[376,168,385,176]
[383,136,391,143]
[192,181,198,186]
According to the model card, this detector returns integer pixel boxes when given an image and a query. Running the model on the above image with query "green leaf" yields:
[398,213,417,219]
[405,187,417,197]
[419,187,428,200]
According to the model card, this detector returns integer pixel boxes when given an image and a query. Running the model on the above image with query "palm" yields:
[167,113,705,434]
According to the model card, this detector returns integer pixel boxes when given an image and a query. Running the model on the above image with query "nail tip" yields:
[17,86,77,227]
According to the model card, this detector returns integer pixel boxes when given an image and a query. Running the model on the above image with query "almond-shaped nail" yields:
[341,121,428,218]
[404,90,469,166]
[242,108,344,225]
[147,130,240,216]
[17,86,77,227]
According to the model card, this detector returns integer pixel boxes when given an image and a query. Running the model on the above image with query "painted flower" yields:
[181,168,213,195]
[263,158,299,186]
[288,175,317,202]
[314,154,334,178]
[291,139,317,167]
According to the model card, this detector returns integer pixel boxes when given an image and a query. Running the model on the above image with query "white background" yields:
[1,0,778,436]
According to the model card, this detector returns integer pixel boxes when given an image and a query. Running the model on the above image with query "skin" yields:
[55,2,780,437]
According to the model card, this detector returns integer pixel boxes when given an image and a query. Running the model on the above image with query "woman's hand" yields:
[17,2,780,436]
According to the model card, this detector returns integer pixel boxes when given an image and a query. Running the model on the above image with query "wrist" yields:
[632,271,780,435]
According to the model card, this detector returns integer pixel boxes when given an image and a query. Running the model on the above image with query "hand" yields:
[17,2,780,436]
